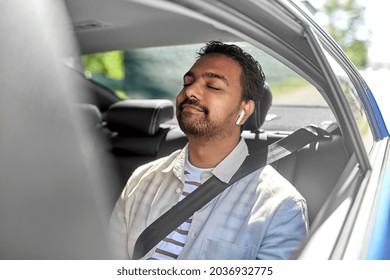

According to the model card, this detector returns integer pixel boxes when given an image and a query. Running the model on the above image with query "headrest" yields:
[243,83,272,132]
[107,99,174,136]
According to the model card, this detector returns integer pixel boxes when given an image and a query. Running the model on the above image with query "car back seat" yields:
[271,126,350,225]
[247,125,350,225]
[106,99,176,189]
[240,85,350,225]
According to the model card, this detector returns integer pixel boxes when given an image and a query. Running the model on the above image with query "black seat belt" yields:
[132,125,331,259]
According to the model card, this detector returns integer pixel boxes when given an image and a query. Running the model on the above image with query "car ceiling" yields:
[65,0,236,54]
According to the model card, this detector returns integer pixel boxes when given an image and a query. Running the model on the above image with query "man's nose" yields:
[184,82,202,100]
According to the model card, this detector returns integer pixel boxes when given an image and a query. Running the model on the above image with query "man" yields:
[109,41,308,259]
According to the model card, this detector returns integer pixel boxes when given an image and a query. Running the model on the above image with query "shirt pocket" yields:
[198,238,256,260]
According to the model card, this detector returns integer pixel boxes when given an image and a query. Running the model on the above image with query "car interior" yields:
[65,0,354,229]
[3,0,386,261]
[74,70,350,227]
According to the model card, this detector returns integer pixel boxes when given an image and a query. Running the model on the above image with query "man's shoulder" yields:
[133,149,183,175]
[120,148,184,196]
[258,165,305,202]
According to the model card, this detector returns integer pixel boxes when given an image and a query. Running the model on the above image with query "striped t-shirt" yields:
[149,158,212,260]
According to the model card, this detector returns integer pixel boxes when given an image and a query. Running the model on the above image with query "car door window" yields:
[324,51,374,153]
[83,42,336,132]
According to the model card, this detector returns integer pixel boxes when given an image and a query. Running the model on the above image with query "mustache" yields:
[178,98,209,114]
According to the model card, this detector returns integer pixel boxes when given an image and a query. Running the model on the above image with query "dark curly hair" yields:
[197,40,266,103]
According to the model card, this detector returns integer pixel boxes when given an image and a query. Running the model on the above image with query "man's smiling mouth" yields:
[181,104,205,112]
[179,98,209,114]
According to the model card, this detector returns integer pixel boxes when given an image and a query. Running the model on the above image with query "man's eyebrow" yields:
[203,72,229,86]
[183,71,229,86]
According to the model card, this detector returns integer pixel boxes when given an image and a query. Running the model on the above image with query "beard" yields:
[177,98,238,141]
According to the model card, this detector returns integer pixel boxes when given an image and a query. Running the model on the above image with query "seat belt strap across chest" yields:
[132,125,330,259]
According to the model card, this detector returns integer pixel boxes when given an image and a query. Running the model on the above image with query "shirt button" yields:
[175,188,182,194]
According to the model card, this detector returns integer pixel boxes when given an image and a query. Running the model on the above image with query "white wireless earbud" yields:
[236,110,245,125]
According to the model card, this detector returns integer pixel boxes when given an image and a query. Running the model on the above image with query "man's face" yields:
[176,54,244,141]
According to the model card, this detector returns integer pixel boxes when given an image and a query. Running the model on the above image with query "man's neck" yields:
[187,135,241,169]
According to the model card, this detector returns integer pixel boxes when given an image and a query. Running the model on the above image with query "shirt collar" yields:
[162,144,188,181]
[163,138,249,184]
[212,138,249,183]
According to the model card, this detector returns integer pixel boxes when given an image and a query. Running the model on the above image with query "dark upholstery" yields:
[106,99,175,187]
[107,99,174,136]
[107,99,175,156]
[272,133,349,225]
[243,83,274,153]
[243,83,272,132]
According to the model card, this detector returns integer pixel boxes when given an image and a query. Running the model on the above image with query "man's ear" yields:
[241,99,255,124]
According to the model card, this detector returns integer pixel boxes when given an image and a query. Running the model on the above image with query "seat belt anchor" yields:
[305,125,332,139]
